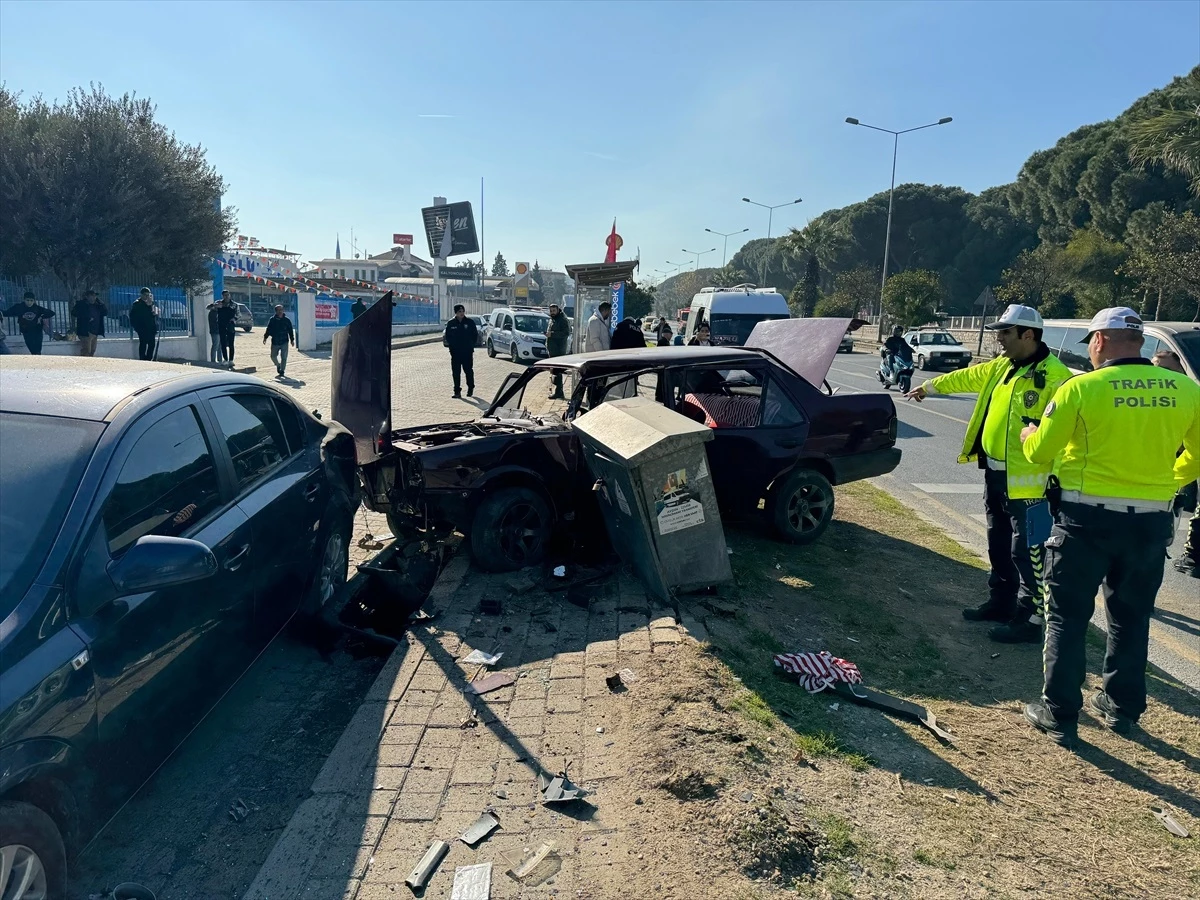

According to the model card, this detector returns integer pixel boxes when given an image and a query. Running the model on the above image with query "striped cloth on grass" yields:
[773,650,863,694]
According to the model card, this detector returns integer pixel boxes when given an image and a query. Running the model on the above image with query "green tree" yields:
[1124,211,1200,320]
[1128,72,1200,195]
[813,294,857,318]
[996,243,1070,310]
[491,252,509,276]
[1061,228,1132,315]
[0,84,233,289]
[791,254,820,317]
[622,279,655,320]
[882,269,942,329]
[725,238,799,294]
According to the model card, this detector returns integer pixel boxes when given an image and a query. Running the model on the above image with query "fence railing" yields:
[1,270,195,342]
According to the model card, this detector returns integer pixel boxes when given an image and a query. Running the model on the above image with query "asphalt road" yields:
[828,344,1200,693]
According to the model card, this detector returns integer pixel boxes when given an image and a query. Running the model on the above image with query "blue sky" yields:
[2,0,1197,278]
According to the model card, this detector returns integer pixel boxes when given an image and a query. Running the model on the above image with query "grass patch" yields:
[793,731,872,772]
[913,847,958,871]
[729,691,776,728]
[816,813,859,863]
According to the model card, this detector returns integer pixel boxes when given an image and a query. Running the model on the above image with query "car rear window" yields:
[0,414,103,613]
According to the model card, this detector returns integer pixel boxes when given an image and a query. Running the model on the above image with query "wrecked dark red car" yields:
[333,298,900,571]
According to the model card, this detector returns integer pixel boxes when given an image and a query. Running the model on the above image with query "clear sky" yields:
[2,0,1197,278]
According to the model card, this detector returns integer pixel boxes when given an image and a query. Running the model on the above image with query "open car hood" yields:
[745,317,853,386]
[332,291,394,464]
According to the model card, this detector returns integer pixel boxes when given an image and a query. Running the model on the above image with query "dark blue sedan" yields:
[0,357,358,898]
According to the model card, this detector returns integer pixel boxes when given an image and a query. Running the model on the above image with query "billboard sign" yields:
[392,233,414,246]
[421,201,479,259]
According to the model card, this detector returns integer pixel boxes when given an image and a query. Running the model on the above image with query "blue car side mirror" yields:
[106,535,218,595]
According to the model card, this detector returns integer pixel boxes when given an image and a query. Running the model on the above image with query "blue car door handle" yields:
[224,544,251,571]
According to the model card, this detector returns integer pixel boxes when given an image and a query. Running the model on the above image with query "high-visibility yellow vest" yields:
[926,350,1074,500]
[1024,358,1200,502]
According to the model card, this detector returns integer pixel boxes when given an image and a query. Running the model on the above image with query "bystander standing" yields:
[73,289,107,357]
[4,291,55,355]
[129,288,158,360]
[444,304,478,399]
[263,304,296,378]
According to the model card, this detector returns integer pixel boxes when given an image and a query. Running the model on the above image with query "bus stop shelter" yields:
[564,260,640,353]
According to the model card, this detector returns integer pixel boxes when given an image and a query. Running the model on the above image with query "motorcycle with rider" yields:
[878,326,915,393]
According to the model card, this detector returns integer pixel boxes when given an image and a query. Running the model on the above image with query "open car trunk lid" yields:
[331,290,394,464]
[745,317,854,387]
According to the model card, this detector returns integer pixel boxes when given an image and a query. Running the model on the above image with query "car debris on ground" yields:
[450,862,493,899]
[1153,806,1190,838]
[460,811,501,846]
[461,648,504,666]
[504,841,561,886]
[406,840,450,889]
[466,672,516,695]
[539,771,586,804]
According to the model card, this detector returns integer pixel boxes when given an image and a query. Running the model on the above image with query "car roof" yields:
[533,346,763,375]
[0,356,267,421]
[1041,319,1200,335]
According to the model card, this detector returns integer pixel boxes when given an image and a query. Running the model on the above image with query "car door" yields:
[68,398,255,801]
[501,314,515,353]
[200,387,326,643]
[667,364,809,512]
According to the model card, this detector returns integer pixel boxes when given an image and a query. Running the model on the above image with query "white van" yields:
[681,285,790,346]
[1041,319,1199,381]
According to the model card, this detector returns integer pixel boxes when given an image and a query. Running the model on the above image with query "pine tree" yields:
[491,252,509,277]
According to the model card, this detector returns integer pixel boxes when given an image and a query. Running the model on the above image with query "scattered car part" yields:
[467,673,516,695]
[833,683,957,745]
[539,772,585,804]
[450,862,493,900]
[406,839,451,889]
[462,649,503,666]
[1153,807,1190,838]
[460,811,501,847]
[505,842,561,886]
[228,798,254,822]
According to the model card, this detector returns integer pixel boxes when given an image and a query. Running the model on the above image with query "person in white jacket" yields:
[584,302,612,353]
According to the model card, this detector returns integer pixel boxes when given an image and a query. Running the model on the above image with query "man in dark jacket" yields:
[129,288,158,360]
[655,317,673,347]
[216,293,239,368]
[444,304,478,398]
[351,297,368,320]
[611,317,647,350]
[73,290,107,357]
[263,303,296,377]
[5,291,56,355]
[545,303,571,399]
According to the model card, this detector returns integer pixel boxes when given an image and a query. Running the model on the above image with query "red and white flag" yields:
[773,651,862,694]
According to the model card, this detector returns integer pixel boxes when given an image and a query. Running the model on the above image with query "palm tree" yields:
[1129,104,1200,195]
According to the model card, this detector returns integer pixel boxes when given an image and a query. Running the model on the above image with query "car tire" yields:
[510,343,520,364]
[0,800,67,900]
[242,325,252,333]
[470,487,552,572]
[917,354,926,370]
[769,469,835,545]
[300,504,352,617]
[487,339,497,358]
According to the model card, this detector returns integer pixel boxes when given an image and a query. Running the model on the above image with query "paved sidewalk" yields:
[245,557,706,900]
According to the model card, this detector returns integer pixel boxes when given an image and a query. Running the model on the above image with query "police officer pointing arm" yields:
[1019,308,1200,747]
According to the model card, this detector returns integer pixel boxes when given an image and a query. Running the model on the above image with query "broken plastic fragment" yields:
[539,772,585,804]
[1153,807,1190,838]
[462,649,504,666]
[467,672,516,695]
[505,841,562,886]
[460,811,500,846]
[406,840,450,889]
[553,565,567,577]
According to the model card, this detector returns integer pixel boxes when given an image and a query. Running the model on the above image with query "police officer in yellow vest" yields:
[1019,308,1199,747]
[907,305,1072,643]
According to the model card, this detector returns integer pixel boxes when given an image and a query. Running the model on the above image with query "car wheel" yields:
[769,469,835,545]
[301,506,351,617]
[486,339,496,358]
[470,487,552,572]
[0,801,67,900]
[510,343,520,364]
[917,354,926,370]
[242,325,252,333]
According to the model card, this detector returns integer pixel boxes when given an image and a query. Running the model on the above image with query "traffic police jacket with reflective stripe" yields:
[1023,358,1200,503]
[925,347,1073,499]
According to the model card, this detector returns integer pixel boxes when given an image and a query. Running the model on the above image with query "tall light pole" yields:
[845,115,952,338]
[742,197,802,287]
[682,247,717,271]
[705,227,749,267]
[665,260,688,277]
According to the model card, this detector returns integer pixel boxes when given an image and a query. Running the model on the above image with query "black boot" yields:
[1089,691,1135,735]
[962,600,1015,623]
[1024,700,1077,748]
[988,613,1043,644]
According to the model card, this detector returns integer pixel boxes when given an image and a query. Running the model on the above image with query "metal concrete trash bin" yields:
[572,397,732,600]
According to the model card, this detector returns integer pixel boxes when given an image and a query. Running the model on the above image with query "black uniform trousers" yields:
[22,328,44,355]
[1042,501,1173,723]
[451,349,474,394]
[983,467,1045,618]
[220,328,236,364]
[136,329,156,360]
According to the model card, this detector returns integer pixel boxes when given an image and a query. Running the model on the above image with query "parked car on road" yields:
[0,357,358,897]
[334,304,900,571]
[1040,318,1200,380]
[485,307,551,362]
[839,332,855,353]
[235,301,254,332]
[902,328,973,370]
[469,314,489,347]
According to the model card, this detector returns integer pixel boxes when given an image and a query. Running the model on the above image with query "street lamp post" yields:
[682,247,717,271]
[705,227,749,267]
[845,115,952,339]
[741,197,802,287]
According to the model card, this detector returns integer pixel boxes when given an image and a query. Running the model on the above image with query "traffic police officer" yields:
[1020,308,1200,747]
[907,305,1073,643]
